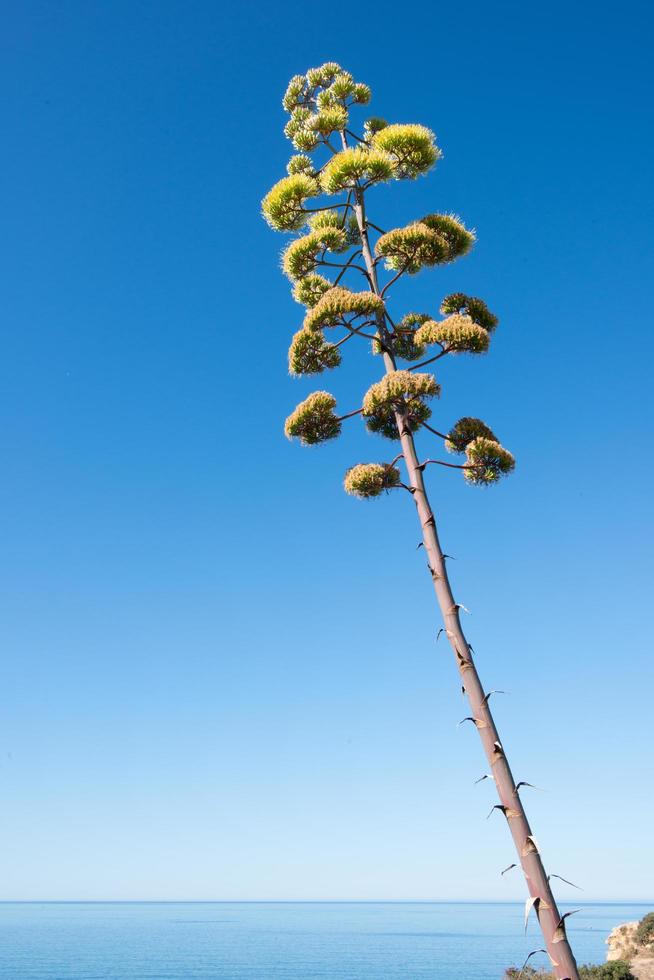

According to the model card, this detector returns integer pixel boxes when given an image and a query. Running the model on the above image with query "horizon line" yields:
[1,899,651,905]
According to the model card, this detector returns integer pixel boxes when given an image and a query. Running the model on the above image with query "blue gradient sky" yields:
[2,1,653,901]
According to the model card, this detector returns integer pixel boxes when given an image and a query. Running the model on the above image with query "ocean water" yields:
[0,902,650,979]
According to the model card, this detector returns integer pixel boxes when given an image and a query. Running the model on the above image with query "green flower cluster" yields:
[363,117,388,139]
[441,293,498,332]
[288,328,341,376]
[344,462,401,498]
[281,64,372,150]
[284,108,322,152]
[375,214,473,273]
[371,124,441,178]
[292,273,332,307]
[373,312,429,360]
[282,226,348,280]
[421,214,475,260]
[286,154,315,176]
[307,211,343,232]
[376,223,448,273]
[261,174,319,231]
[304,63,343,91]
[463,437,515,486]
[320,147,395,194]
[282,74,314,112]
[415,314,490,354]
[362,370,440,439]
[444,418,513,485]
[445,417,499,453]
[303,286,384,332]
[284,391,341,445]
[307,106,349,136]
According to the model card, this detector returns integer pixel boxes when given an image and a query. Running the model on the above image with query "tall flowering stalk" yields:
[262,63,580,980]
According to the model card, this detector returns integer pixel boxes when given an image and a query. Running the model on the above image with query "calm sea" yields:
[0,902,650,979]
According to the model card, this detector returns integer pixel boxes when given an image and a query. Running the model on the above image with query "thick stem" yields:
[351,176,580,980]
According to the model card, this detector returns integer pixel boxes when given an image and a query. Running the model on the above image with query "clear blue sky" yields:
[2,0,653,902]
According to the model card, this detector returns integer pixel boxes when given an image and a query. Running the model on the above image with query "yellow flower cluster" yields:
[292,274,332,308]
[372,312,430,361]
[261,174,318,231]
[288,328,341,376]
[305,63,343,90]
[421,214,475,260]
[464,437,515,486]
[415,314,490,354]
[286,154,314,176]
[443,418,514,485]
[376,223,448,273]
[320,147,395,194]
[307,106,348,135]
[281,65,372,148]
[284,108,321,152]
[303,287,384,332]
[375,214,474,273]
[282,75,308,112]
[440,293,498,332]
[445,417,499,454]
[344,463,401,498]
[362,370,440,440]
[284,391,341,445]
[282,227,348,281]
[371,124,441,179]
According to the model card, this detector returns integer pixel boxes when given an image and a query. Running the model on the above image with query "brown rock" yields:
[607,922,639,962]
[606,921,654,980]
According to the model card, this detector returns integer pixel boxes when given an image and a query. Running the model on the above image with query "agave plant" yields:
[262,63,580,980]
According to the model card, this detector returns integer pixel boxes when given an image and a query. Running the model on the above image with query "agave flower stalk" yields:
[263,63,580,980]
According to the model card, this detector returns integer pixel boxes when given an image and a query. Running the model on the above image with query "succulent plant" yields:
[262,63,579,980]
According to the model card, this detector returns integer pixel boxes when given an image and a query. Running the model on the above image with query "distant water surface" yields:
[0,901,650,979]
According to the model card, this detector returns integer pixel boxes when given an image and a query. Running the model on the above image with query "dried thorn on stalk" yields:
[517,950,548,979]
[525,896,541,932]
[553,911,582,943]
[458,716,487,729]
[458,716,477,727]
[487,803,521,820]
[549,874,583,891]
[481,689,505,706]
[515,781,543,794]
